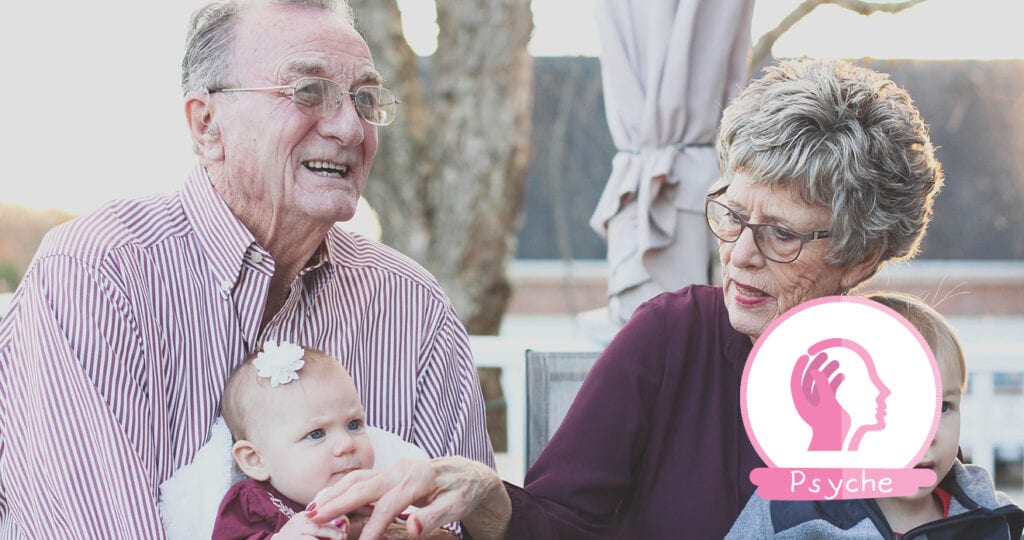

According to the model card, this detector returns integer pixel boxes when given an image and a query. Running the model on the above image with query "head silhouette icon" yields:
[791,338,891,451]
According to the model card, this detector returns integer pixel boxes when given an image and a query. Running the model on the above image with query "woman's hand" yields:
[309,456,511,539]
[272,511,347,539]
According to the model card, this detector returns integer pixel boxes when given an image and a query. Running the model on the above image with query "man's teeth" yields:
[305,160,349,177]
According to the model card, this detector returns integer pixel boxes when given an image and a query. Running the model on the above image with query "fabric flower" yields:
[253,341,305,387]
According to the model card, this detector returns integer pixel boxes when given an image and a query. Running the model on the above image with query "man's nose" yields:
[318,96,365,146]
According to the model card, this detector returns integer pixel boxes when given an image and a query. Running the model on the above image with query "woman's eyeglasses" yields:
[704,196,830,263]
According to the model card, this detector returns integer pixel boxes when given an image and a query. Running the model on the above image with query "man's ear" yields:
[184,90,224,162]
[232,439,269,481]
[841,247,884,291]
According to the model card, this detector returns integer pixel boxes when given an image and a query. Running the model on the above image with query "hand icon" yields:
[791,351,851,451]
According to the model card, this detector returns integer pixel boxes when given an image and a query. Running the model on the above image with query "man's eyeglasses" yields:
[704,196,830,264]
[208,77,400,126]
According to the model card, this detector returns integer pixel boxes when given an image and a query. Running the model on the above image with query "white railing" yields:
[474,317,1024,492]
[959,343,1024,493]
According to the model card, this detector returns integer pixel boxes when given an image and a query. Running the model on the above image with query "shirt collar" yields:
[181,164,257,297]
[182,164,338,296]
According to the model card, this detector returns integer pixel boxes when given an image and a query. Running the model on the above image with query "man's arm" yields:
[413,305,495,468]
[0,255,163,538]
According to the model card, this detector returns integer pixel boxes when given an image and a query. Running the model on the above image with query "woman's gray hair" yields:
[716,58,944,275]
[181,0,355,94]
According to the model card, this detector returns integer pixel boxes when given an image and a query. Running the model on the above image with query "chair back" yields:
[524,349,601,470]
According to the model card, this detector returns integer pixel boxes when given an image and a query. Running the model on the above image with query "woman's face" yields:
[718,172,868,340]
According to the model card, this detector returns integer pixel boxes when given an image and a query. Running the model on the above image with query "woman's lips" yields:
[732,280,771,307]
[914,461,936,470]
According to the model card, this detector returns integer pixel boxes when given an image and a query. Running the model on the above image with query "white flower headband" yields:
[253,341,305,387]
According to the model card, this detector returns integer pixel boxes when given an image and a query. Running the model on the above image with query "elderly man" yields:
[0,1,493,537]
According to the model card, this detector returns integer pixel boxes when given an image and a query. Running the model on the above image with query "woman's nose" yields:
[730,226,765,267]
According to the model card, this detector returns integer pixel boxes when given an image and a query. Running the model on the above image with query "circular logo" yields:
[741,296,941,470]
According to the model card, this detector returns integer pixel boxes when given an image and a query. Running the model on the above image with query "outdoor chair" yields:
[524,349,601,471]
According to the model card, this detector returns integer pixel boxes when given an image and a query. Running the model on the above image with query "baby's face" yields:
[250,367,375,505]
[904,346,962,500]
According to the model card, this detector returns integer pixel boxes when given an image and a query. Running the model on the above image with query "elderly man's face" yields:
[211,3,379,225]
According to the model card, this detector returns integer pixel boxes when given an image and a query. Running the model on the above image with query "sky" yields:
[2,0,1023,217]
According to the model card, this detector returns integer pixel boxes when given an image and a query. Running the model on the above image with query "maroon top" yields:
[501,285,763,538]
[213,480,304,539]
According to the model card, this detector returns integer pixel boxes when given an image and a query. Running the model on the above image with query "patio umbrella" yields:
[590,0,754,325]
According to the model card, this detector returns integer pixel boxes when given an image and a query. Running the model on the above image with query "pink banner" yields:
[750,468,937,500]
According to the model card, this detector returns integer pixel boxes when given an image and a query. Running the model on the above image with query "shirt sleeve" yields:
[412,303,495,469]
[211,482,278,540]
[499,299,670,538]
[0,254,163,537]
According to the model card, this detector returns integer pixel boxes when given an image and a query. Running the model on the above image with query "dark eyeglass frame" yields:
[704,188,831,264]
[207,76,400,126]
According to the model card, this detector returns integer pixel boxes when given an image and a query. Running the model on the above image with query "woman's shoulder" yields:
[630,285,729,333]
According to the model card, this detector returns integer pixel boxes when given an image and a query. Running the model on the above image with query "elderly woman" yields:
[312,58,945,539]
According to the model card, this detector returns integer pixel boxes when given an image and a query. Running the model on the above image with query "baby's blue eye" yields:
[347,420,362,431]
[306,428,325,440]
[941,401,952,414]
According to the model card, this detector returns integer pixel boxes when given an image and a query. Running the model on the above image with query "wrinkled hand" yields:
[273,510,347,539]
[309,457,510,540]
[791,351,850,451]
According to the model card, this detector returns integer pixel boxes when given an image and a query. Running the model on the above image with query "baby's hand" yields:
[272,511,349,539]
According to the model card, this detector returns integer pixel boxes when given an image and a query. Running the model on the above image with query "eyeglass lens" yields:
[292,78,397,126]
[705,199,804,262]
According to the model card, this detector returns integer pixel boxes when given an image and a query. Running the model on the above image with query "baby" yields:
[727,293,1024,538]
[213,342,373,539]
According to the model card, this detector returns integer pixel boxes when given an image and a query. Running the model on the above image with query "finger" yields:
[311,470,396,524]
[403,491,465,537]
[307,525,345,540]
[290,516,345,540]
[830,372,845,392]
[355,462,435,538]
[805,353,830,401]
[361,487,421,538]
[314,468,378,507]
[792,354,811,401]
[802,358,820,402]
[808,352,828,372]
[821,359,840,378]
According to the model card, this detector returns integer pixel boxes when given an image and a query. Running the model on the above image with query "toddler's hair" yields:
[866,292,966,391]
[221,345,338,440]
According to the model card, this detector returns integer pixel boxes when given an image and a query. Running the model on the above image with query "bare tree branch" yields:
[751,0,929,71]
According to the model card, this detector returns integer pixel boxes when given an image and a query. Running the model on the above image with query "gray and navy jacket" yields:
[726,461,1024,539]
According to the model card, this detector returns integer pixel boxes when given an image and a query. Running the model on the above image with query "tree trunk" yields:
[352,0,533,335]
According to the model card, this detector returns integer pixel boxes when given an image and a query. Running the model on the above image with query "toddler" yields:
[727,293,1024,538]
[213,342,373,539]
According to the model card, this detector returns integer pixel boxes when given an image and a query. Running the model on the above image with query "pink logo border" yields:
[740,295,943,469]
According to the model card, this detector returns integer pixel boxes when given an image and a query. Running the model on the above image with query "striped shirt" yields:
[0,165,494,538]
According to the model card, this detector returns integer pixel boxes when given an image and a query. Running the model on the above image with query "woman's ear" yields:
[184,90,224,162]
[840,247,884,291]
[232,439,269,481]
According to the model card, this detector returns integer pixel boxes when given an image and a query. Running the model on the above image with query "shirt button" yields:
[250,252,263,264]
[220,279,232,292]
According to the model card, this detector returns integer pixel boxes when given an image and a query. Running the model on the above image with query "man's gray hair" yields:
[716,58,944,274]
[181,0,354,94]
